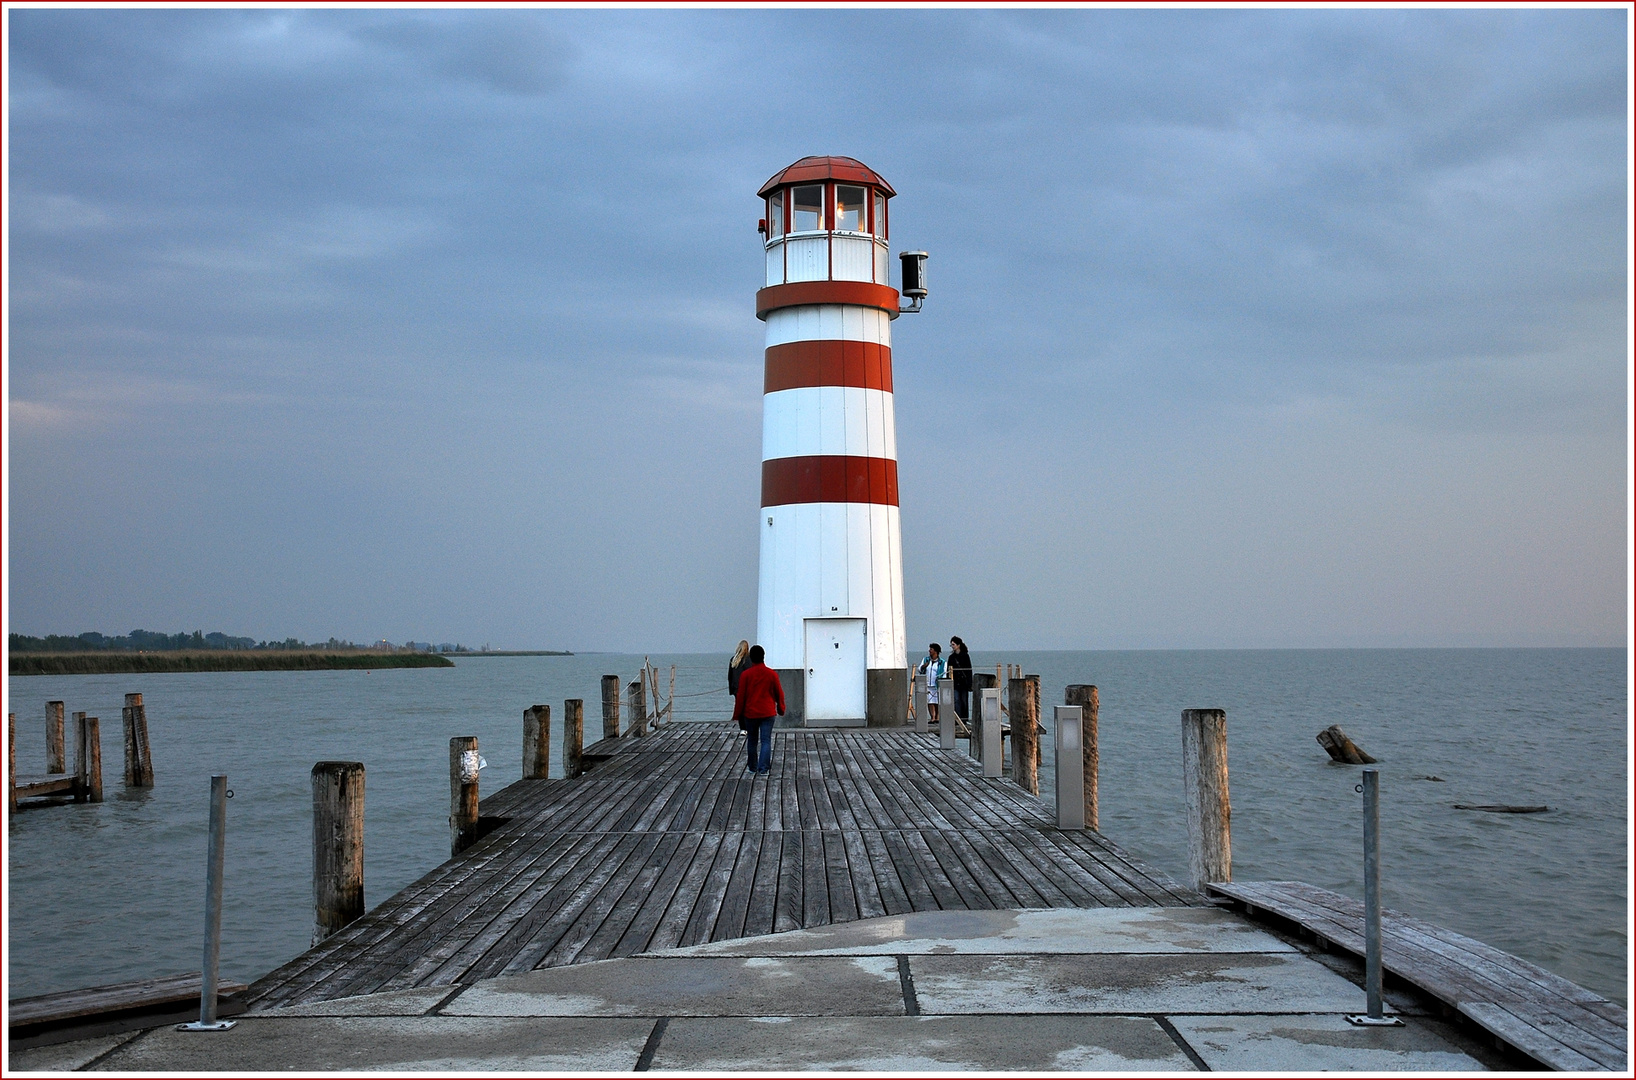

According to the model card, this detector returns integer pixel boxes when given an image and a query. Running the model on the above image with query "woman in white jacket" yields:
[916,643,946,727]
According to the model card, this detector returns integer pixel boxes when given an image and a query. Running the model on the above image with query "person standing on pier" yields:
[732,645,784,774]
[948,636,972,726]
[727,640,750,709]
[916,643,946,727]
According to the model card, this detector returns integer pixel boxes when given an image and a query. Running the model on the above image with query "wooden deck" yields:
[246,724,1197,1009]
[1208,880,1628,1072]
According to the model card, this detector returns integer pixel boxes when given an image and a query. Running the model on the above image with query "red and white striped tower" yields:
[754,156,921,726]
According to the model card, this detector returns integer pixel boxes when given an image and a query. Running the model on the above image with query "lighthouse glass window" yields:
[768,192,783,238]
[835,186,866,232]
[873,192,886,237]
[792,185,823,232]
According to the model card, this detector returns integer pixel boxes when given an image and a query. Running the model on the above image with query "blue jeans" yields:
[746,717,775,773]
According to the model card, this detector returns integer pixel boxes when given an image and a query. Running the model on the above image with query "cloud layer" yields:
[6,8,1628,648]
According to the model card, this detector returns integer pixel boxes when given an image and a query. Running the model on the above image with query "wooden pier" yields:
[1208,880,1628,1071]
[246,724,1197,1009]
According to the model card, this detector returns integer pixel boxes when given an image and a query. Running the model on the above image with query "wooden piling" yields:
[970,673,997,761]
[564,699,584,779]
[75,713,103,803]
[122,693,154,788]
[449,736,480,855]
[46,701,66,774]
[523,705,550,779]
[601,675,621,740]
[1009,676,1040,795]
[627,679,647,738]
[1066,685,1099,831]
[8,713,16,813]
[311,761,365,944]
[1182,708,1231,889]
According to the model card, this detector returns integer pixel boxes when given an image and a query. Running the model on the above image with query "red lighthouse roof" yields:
[758,156,896,198]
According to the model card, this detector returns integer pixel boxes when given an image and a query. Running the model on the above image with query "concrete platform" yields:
[11,907,1505,1073]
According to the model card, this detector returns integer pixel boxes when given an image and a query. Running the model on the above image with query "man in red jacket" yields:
[731,644,784,774]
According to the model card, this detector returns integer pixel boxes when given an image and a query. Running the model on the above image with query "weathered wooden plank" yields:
[773,830,805,933]
[540,831,670,967]
[713,828,766,942]
[647,831,726,952]
[9,973,248,1028]
[743,829,785,938]
[683,830,750,946]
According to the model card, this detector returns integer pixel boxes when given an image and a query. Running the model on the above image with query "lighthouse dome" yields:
[758,156,896,198]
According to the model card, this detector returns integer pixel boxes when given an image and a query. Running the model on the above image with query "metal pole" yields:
[1347,767,1400,1026]
[980,689,1002,777]
[179,774,236,1031]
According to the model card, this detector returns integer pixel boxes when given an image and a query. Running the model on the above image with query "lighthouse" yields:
[754,156,927,726]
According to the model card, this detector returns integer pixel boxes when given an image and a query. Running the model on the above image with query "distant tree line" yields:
[8,630,485,654]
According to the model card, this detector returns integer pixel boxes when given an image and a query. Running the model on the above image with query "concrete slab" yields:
[909,952,1367,1014]
[8,1030,143,1072]
[651,1014,1199,1072]
[668,906,1296,957]
[446,955,905,1017]
[1169,1013,1487,1071]
[87,1016,654,1072]
[248,985,454,1017]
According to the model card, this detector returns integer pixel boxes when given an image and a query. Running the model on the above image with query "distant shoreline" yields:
[9,652,456,676]
[444,650,574,658]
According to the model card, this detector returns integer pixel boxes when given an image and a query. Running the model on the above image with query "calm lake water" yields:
[5,648,1627,1006]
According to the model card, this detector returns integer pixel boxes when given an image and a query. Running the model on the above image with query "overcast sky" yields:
[5,7,1629,651]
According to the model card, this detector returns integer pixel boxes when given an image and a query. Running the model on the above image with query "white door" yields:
[804,618,867,725]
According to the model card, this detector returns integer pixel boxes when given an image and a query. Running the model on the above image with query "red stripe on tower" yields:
[761,455,900,507]
[764,341,894,393]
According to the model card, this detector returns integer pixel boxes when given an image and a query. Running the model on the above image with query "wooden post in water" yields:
[46,701,66,774]
[1009,676,1040,795]
[1065,685,1099,831]
[627,679,647,738]
[449,736,481,855]
[123,692,154,788]
[75,713,103,803]
[1182,708,1231,889]
[523,705,550,779]
[601,675,621,740]
[7,713,16,813]
[311,761,365,944]
[564,699,584,779]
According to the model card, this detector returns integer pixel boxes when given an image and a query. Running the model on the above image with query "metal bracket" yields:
[1345,1014,1404,1027]
[176,1020,238,1032]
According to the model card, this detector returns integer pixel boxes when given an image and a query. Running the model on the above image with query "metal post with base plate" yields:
[1347,768,1402,1027]
[178,774,237,1032]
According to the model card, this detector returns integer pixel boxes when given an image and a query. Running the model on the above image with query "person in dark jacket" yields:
[728,640,750,699]
[948,636,973,724]
[732,645,785,773]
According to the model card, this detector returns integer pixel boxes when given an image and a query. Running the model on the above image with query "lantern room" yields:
[758,156,895,290]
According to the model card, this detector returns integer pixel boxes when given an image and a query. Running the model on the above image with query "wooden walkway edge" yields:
[246,725,1198,1009]
[1207,880,1628,1071]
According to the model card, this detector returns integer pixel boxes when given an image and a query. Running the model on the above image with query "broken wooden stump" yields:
[1317,724,1377,764]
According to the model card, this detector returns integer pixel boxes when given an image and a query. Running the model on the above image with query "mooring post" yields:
[1065,685,1099,831]
[178,774,235,1031]
[1054,705,1085,829]
[1009,676,1040,795]
[1182,708,1231,890]
[311,762,365,945]
[601,675,621,740]
[46,701,66,774]
[449,736,481,855]
[969,673,996,760]
[913,675,927,734]
[979,689,1002,777]
[122,693,154,787]
[74,713,104,803]
[523,705,550,779]
[627,679,647,737]
[564,699,584,779]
